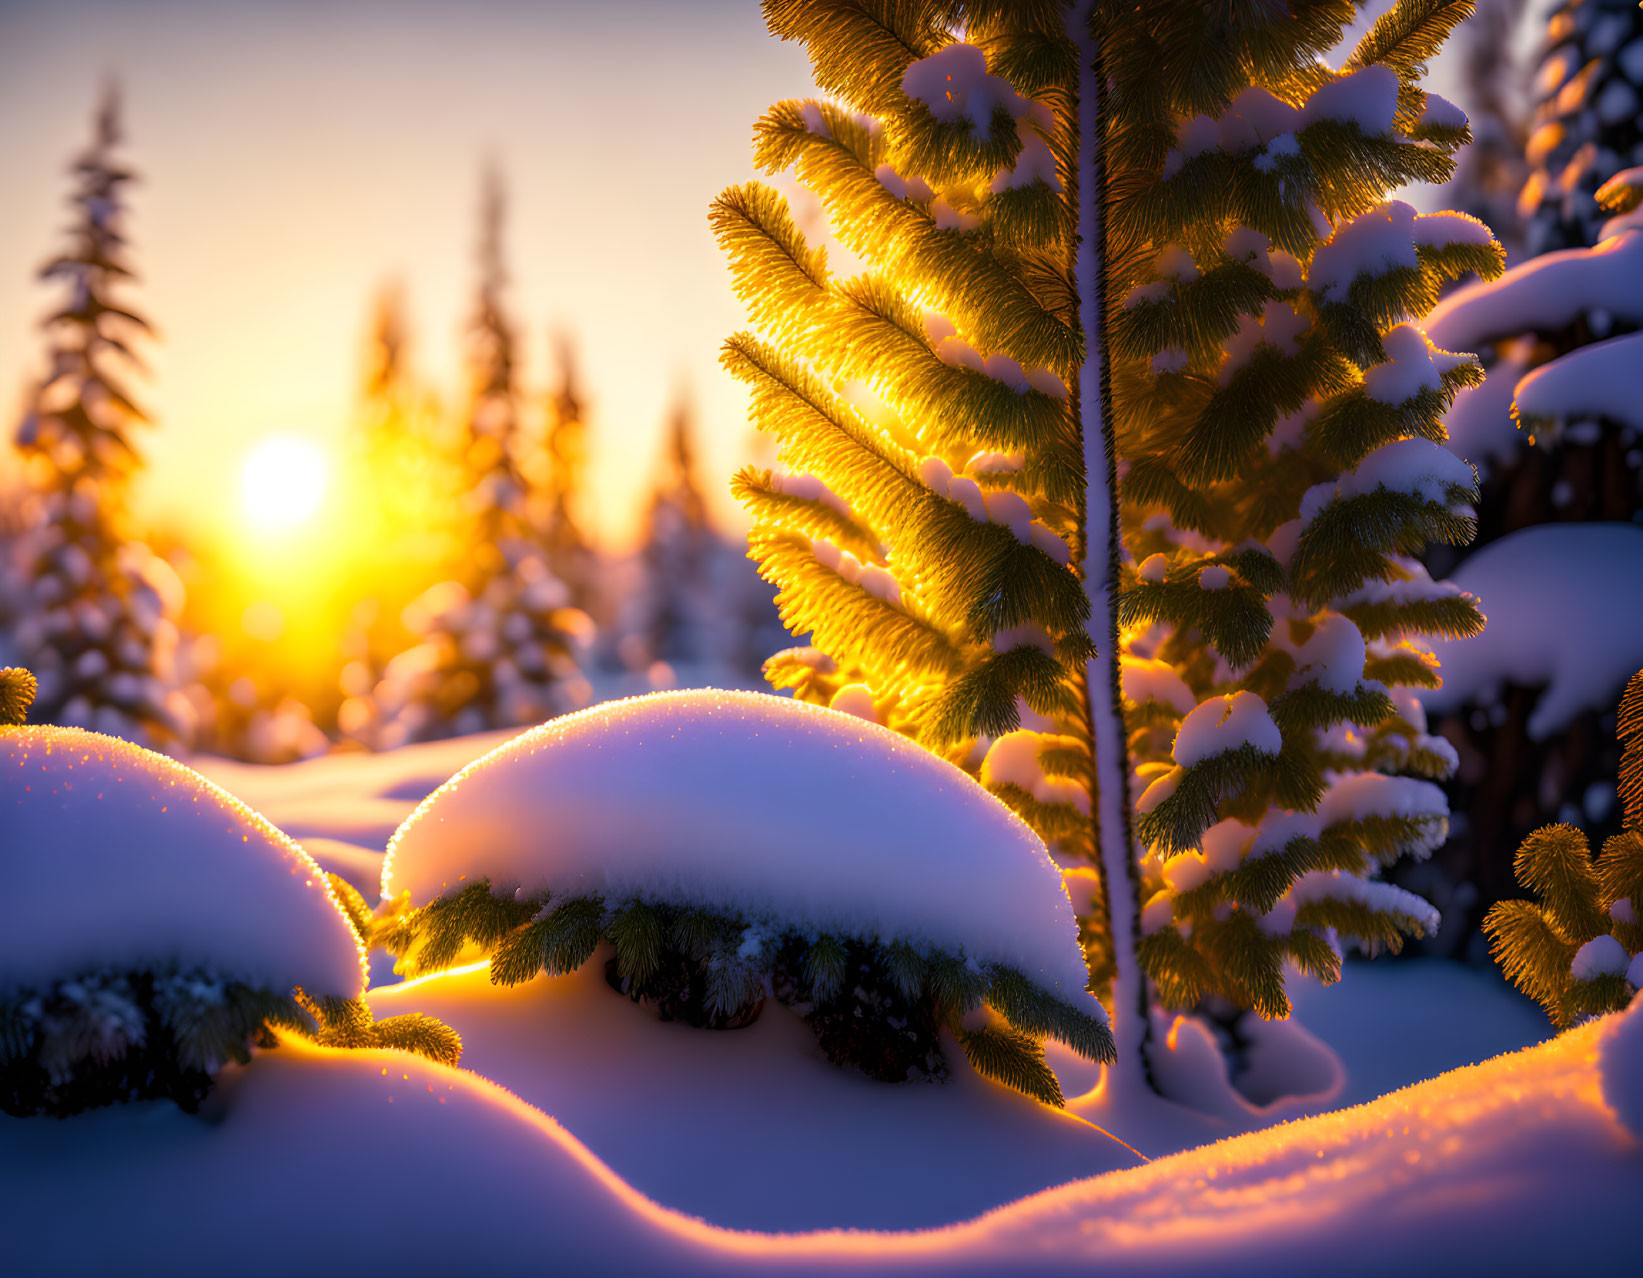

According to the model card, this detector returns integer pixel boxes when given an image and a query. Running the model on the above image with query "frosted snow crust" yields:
[384,690,1099,1011]
[0,727,364,996]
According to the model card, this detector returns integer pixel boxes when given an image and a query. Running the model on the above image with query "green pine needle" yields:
[957,1026,1065,1108]
[0,668,37,726]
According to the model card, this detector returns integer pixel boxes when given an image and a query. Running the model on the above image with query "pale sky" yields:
[0,0,811,549]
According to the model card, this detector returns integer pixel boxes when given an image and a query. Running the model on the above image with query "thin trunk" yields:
[1073,1,1150,1095]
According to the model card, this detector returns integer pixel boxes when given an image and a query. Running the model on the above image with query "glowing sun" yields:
[240,435,329,533]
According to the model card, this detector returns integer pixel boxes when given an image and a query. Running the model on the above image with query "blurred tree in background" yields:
[8,86,192,749]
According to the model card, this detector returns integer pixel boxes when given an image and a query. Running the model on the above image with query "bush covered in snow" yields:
[379,691,1113,1106]
[0,694,455,1116]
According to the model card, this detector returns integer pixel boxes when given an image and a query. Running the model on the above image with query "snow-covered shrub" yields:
[1485,671,1643,1027]
[1422,525,1643,742]
[1484,822,1643,1026]
[379,690,1114,1106]
[1,675,456,1116]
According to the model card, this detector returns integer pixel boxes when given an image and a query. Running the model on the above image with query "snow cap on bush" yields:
[1,726,365,997]
[384,689,1100,1013]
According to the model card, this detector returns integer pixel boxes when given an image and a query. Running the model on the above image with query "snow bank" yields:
[383,690,1096,1007]
[1,726,364,996]
[1419,524,1643,738]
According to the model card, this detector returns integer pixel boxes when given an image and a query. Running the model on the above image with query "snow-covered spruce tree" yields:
[1442,0,1530,260]
[1520,0,1643,257]
[1484,668,1643,1025]
[716,0,1497,1087]
[1413,158,1643,952]
[0,667,458,1117]
[369,173,592,745]
[9,88,190,749]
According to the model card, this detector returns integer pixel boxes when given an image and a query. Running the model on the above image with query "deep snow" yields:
[4,718,1605,1274]
[1,1000,1627,1276]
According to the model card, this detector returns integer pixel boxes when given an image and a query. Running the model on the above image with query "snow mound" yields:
[1419,525,1643,739]
[1601,994,1643,1141]
[1,726,364,997]
[383,690,1096,1008]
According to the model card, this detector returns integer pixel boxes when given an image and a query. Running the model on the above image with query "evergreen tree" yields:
[9,87,190,749]
[717,0,1496,1088]
[625,398,717,674]
[1520,0,1643,257]
[336,284,457,744]
[1443,0,1530,260]
[526,337,599,612]
[1485,668,1643,1026]
[1411,23,1643,950]
[370,171,591,744]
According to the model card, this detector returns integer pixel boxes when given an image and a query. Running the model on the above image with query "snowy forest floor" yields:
[6,730,1631,1274]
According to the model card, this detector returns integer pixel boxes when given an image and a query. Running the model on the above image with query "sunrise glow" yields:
[240,434,330,534]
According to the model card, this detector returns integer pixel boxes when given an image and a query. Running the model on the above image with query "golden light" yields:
[240,434,329,534]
